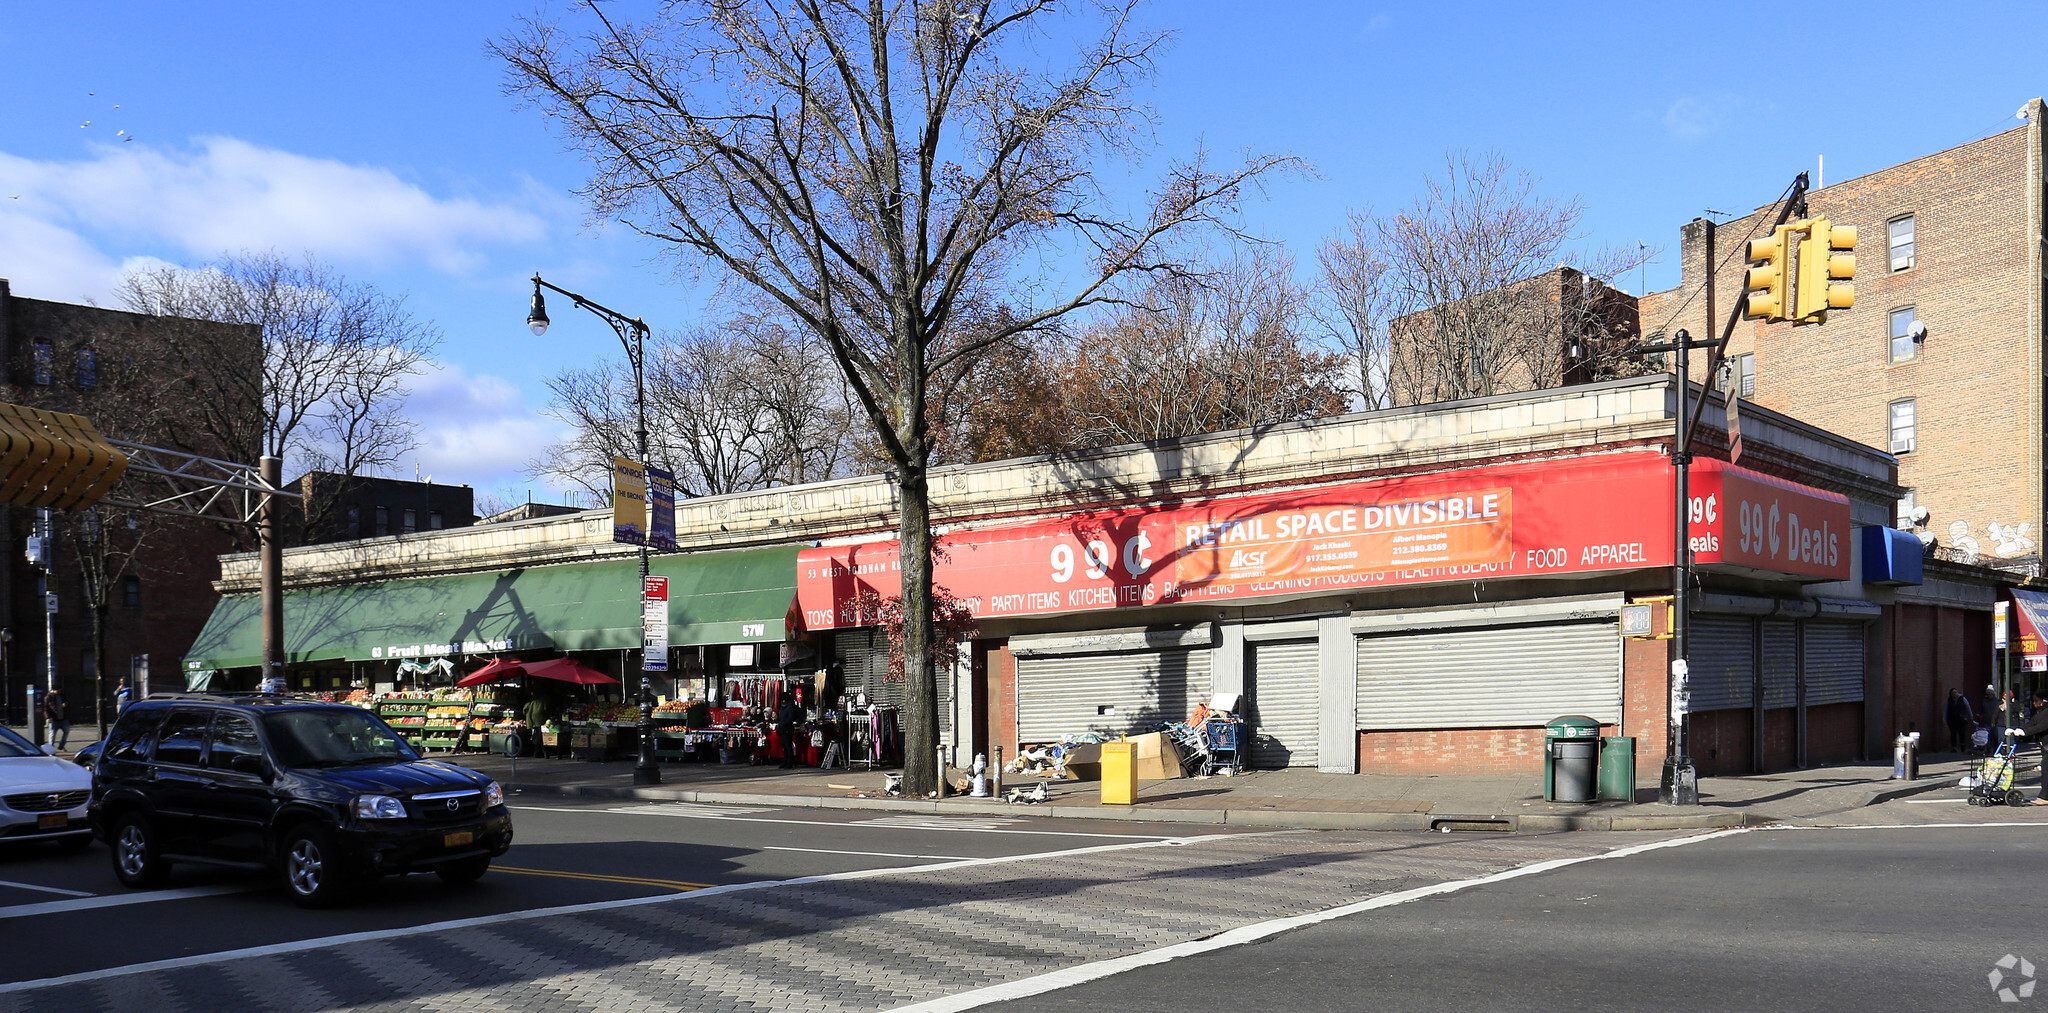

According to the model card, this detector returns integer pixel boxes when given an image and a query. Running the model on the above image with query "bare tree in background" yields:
[118,252,437,540]
[1063,246,1349,446]
[1327,154,1650,407]
[1315,213,1397,411]
[502,1,1286,793]
[536,318,857,499]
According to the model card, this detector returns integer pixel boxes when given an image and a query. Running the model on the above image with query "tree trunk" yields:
[897,464,939,795]
[91,604,106,742]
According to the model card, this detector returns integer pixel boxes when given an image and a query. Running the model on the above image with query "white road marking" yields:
[760,845,974,860]
[884,828,1755,1013]
[509,803,1185,840]
[606,803,777,817]
[0,884,253,921]
[0,834,1220,995]
[856,815,1023,832]
[0,878,93,898]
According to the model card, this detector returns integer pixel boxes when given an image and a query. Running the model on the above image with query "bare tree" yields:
[1062,246,1349,446]
[1315,212,1397,410]
[502,1,1286,792]
[1331,154,1650,406]
[534,317,858,498]
[118,252,438,539]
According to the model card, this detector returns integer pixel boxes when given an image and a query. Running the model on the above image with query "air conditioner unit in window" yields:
[1890,437,1915,454]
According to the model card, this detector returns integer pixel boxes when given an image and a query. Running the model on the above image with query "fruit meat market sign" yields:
[796,452,1851,629]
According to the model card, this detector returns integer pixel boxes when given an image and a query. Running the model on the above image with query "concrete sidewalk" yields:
[448,749,2006,832]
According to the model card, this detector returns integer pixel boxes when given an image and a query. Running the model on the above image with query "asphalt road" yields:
[0,795,1213,987]
[973,822,2048,1013]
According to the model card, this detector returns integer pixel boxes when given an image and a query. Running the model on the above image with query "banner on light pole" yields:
[613,456,648,546]
[647,465,677,552]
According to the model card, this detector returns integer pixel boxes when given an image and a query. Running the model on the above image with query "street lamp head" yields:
[527,276,550,337]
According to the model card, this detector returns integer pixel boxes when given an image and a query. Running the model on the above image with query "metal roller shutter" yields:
[1248,640,1319,768]
[1689,615,1755,712]
[1355,621,1621,729]
[834,628,949,733]
[1016,648,1211,743]
[1762,621,1796,709]
[1803,622,1865,705]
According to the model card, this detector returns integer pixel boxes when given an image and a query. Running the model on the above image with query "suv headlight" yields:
[483,781,504,808]
[353,794,406,819]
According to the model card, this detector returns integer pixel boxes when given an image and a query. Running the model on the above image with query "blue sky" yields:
[0,2,2037,505]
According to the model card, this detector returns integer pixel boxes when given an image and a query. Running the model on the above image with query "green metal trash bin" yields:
[1598,736,1636,801]
[1543,715,1602,803]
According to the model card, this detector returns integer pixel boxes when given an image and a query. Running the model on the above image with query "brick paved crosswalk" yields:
[3,830,1677,1013]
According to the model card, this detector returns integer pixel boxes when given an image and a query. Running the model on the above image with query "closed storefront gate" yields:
[1247,640,1319,768]
[1355,618,1622,731]
[834,628,951,736]
[1015,645,1211,744]
[1688,614,1756,774]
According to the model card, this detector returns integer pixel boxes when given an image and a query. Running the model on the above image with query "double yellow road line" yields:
[492,866,713,892]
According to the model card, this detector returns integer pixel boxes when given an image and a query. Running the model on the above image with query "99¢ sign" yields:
[1689,463,1850,580]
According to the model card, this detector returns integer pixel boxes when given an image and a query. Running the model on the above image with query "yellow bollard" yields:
[1101,739,1137,805]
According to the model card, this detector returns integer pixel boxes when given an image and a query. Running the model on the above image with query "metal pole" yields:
[260,456,284,693]
[631,321,661,787]
[1663,333,1699,805]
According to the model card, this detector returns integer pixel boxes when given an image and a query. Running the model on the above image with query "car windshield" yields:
[261,709,419,768]
[0,725,39,758]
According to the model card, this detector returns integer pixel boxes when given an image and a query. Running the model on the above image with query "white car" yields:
[0,725,92,850]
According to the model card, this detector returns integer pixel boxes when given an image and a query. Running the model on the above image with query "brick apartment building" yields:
[1638,97,2046,744]
[1639,97,2046,570]
[0,279,260,730]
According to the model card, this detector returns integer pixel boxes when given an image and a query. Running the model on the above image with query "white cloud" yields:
[399,361,572,495]
[1662,96,1730,142]
[0,137,549,283]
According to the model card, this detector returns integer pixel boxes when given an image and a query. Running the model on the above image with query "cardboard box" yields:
[1057,734,1181,781]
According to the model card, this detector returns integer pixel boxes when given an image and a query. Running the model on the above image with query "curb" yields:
[503,780,1745,833]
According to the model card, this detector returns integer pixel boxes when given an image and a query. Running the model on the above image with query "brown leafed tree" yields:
[1061,246,1350,446]
[501,1,1288,792]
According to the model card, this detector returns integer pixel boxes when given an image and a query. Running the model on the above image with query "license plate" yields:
[37,813,67,829]
[443,831,473,848]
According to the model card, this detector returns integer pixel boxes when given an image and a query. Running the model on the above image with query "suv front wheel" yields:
[110,812,169,888]
[280,824,352,908]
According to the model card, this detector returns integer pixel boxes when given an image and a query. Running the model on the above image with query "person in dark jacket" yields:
[2019,691,2048,805]
[775,696,800,768]
[1946,688,1976,753]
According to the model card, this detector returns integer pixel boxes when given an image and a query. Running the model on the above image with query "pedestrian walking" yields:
[1985,684,2002,738]
[42,687,69,751]
[114,677,131,715]
[1945,688,1975,753]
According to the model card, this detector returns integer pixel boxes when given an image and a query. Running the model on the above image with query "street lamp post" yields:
[527,274,662,787]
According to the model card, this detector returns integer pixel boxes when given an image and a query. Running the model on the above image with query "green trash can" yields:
[1598,736,1636,802]
[1542,716,1602,803]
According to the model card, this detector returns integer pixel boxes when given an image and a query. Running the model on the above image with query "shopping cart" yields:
[1968,730,2029,807]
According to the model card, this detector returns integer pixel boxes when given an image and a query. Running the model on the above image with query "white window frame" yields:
[1889,307,1917,362]
[1888,398,1916,454]
[1888,215,1915,273]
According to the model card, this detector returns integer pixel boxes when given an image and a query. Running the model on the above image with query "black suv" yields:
[91,695,513,907]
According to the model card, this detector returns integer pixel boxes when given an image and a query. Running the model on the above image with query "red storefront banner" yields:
[797,451,1852,629]
[1684,460,1851,580]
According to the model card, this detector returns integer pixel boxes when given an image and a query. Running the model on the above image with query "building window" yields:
[1888,215,1915,272]
[1889,307,1918,362]
[76,348,98,389]
[31,341,52,385]
[122,576,140,607]
[374,506,389,536]
[402,508,417,534]
[428,510,444,530]
[1888,398,1916,454]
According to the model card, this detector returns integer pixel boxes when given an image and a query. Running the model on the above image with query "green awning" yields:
[184,543,801,671]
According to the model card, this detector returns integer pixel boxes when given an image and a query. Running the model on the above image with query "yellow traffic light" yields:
[1795,217,1856,324]
[1745,224,1793,322]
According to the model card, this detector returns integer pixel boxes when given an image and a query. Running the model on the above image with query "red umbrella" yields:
[456,656,620,688]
